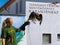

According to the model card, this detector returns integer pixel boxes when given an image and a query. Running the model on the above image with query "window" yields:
[57,34,60,41]
[42,34,51,44]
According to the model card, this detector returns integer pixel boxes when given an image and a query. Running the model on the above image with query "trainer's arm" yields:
[16,21,30,32]
[2,38,5,45]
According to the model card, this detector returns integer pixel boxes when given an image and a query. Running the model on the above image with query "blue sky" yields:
[0,0,9,8]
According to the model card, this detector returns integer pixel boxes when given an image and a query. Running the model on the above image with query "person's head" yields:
[3,18,13,27]
[5,18,13,27]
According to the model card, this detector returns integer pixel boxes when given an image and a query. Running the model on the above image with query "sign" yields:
[26,1,60,45]
[26,1,60,20]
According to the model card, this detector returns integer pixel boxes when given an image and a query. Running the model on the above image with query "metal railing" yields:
[0,13,25,16]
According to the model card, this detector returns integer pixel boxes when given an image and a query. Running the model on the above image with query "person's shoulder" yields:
[3,26,8,29]
[2,27,8,31]
[12,26,17,29]
[12,26,16,28]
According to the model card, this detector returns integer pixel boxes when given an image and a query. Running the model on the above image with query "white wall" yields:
[26,1,60,45]
[26,12,60,45]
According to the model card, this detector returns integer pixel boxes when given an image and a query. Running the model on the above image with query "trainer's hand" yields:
[24,21,30,25]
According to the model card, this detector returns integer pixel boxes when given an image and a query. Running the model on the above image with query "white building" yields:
[26,1,60,45]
